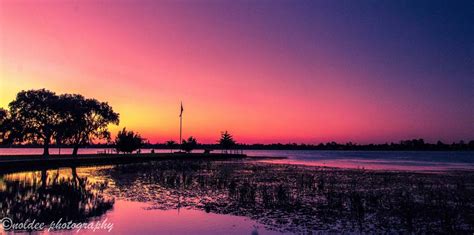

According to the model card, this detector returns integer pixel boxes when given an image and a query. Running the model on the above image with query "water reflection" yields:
[1,160,473,233]
[0,167,114,231]
[102,160,474,233]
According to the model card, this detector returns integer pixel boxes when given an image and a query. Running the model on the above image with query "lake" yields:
[1,148,473,171]
[0,165,281,234]
[1,160,474,233]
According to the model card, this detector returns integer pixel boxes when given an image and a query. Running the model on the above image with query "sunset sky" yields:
[1,0,473,144]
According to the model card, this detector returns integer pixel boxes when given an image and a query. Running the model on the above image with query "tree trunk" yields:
[43,139,50,156]
[40,169,47,189]
[71,167,78,187]
[72,145,79,157]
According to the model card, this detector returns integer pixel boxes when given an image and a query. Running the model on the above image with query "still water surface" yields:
[1,160,474,233]
[0,166,280,234]
[1,148,473,171]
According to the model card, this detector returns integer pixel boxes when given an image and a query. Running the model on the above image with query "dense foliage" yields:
[58,94,119,156]
[115,128,143,154]
[181,136,197,153]
[218,131,236,152]
[0,89,119,156]
[166,140,176,153]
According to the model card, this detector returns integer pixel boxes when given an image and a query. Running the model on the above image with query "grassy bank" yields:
[0,153,248,173]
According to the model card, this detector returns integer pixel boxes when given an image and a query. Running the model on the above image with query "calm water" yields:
[1,148,473,171]
[245,150,474,171]
[0,166,281,234]
[1,161,474,233]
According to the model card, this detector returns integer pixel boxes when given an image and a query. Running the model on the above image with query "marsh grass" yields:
[95,160,474,233]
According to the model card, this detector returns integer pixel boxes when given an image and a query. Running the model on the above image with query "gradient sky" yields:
[1,0,473,144]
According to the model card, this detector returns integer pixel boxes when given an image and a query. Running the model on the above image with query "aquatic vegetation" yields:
[1,160,472,233]
[99,160,474,233]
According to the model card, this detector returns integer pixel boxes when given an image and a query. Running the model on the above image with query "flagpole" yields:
[179,102,183,145]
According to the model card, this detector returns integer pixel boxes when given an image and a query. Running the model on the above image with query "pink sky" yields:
[1,1,472,144]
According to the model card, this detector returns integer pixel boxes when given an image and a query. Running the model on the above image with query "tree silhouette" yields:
[0,108,6,123]
[115,128,143,154]
[181,136,197,153]
[218,131,236,153]
[0,108,22,146]
[3,89,119,155]
[58,94,119,156]
[166,140,176,153]
[8,89,61,156]
[0,108,7,144]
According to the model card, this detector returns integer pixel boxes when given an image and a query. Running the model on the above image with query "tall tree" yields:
[58,94,119,156]
[0,108,26,146]
[218,131,236,153]
[0,108,6,122]
[8,89,61,156]
[0,108,8,144]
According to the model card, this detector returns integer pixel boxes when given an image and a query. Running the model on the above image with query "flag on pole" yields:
[180,102,184,117]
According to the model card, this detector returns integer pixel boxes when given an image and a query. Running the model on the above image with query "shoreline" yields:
[1,146,473,152]
[0,153,254,174]
[2,152,473,175]
[2,156,474,233]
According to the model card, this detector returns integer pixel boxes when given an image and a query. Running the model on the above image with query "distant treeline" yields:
[4,139,474,151]
[228,139,474,151]
[2,90,472,153]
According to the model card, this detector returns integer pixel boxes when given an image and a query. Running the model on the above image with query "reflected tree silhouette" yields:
[0,167,114,231]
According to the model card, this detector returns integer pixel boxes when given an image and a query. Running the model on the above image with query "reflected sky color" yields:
[0,167,278,234]
[88,200,277,235]
[1,0,473,144]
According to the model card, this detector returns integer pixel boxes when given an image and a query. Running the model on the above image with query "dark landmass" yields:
[0,153,248,174]
[3,138,473,151]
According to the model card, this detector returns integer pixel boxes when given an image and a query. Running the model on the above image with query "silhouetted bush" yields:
[115,128,143,154]
[181,136,197,153]
[166,140,176,153]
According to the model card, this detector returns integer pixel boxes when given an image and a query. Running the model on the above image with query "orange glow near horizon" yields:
[1,1,472,144]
